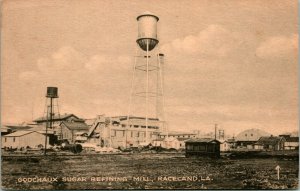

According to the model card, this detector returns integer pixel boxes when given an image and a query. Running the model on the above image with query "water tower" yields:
[43,87,60,154]
[126,11,166,145]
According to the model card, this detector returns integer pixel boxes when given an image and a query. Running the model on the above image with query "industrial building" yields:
[280,135,299,150]
[34,113,83,127]
[219,140,231,152]
[152,137,186,150]
[152,131,196,149]
[59,121,89,144]
[2,131,48,149]
[254,136,286,151]
[185,138,220,158]
[87,115,162,148]
[235,128,271,148]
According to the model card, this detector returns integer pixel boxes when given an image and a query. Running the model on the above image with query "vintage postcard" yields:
[1,0,299,190]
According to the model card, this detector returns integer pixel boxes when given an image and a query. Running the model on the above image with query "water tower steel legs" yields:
[44,97,53,155]
[145,40,149,143]
[44,106,49,155]
[126,48,138,148]
[158,54,167,135]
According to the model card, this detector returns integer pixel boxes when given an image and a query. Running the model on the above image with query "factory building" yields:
[152,136,188,150]
[33,113,84,127]
[152,132,196,150]
[235,128,271,148]
[58,121,89,144]
[2,131,48,149]
[87,115,162,148]
[255,136,286,151]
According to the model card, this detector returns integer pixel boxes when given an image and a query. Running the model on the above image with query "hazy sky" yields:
[1,0,298,136]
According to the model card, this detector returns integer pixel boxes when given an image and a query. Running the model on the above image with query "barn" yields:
[185,138,220,158]
[2,131,48,149]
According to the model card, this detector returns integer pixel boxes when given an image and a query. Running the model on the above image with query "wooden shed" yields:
[2,130,48,149]
[185,138,220,158]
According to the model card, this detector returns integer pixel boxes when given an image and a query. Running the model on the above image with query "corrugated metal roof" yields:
[177,137,190,141]
[61,122,89,131]
[185,138,220,143]
[34,113,79,122]
[4,130,39,137]
[159,131,196,136]
[117,116,159,121]
[286,137,299,142]
[257,136,284,145]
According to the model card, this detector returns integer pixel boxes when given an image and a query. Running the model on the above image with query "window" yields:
[193,145,199,151]
[111,130,116,137]
[131,131,133,137]
[13,137,15,142]
[199,145,206,151]
[251,134,253,136]
[187,145,193,150]
[4,138,7,142]
[245,134,247,137]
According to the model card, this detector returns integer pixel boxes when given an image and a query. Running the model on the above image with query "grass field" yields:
[1,153,298,190]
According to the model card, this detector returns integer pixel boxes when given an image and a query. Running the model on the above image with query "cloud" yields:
[85,55,132,71]
[85,55,109,71]
[21,46,133,83]
[256,34,298,60]
[37,46,86,72]
[19,71,38,81]
[161,24,244,58]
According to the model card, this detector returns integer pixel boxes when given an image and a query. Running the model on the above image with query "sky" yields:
[1,0,298,136]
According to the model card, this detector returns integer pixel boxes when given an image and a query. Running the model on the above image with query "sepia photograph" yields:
[1,0,299,190]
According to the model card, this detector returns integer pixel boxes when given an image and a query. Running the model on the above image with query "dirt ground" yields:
[1,153,299,190]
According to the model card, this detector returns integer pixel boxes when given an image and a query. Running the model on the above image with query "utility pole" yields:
[214,124,217,140]
[44,106,49,155]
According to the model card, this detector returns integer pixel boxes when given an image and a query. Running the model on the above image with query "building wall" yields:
[185,142,220,157]
[60,125,87,144]
[159,134,196,139]
[87,117,162,148]
[89,124,160,148]
[254,144,264,150]
[110,127,160,148]
[36,116,79,126]
[284,142,299,150]
[220,142,230,151]
[2,132,48,148]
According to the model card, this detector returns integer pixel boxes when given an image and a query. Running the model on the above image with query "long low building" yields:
[2,131,49,149]
[185,138,221,158]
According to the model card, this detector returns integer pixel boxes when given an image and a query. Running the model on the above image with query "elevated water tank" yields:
[136,11,159,51]
[46,87,58,98]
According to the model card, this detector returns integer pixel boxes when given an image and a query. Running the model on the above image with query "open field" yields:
[1,153,299,190]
